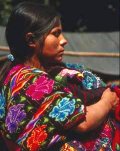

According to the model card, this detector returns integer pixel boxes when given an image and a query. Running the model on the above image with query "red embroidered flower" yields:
[26,75,54,100]
[27,125,48,151]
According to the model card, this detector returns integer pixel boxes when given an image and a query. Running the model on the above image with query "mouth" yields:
[57,51,64,62]
[58,51,64,58]
[59,48,64,54]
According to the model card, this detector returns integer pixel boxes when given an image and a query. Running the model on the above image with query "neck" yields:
[24,55,46,71]
[24,55,65,72]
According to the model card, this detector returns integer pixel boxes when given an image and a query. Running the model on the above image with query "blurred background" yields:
[0,0,119,31]
[0,0,119,84]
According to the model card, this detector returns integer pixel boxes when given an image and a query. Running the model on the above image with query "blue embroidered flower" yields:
[65,63,85,72]
[49,97,75,122]
[5,104,26,133]
[0,90,6,119]
[82,71,101,89]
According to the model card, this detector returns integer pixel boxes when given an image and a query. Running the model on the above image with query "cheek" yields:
[43,36,59,53]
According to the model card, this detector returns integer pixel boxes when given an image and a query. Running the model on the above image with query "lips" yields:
[57,50,64,62]
[58,48,64,54]
[58,51,64,57]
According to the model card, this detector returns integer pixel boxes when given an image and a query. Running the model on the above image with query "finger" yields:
[113,98,119,107]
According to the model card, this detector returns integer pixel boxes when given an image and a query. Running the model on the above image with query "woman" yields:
[0,2,119,151]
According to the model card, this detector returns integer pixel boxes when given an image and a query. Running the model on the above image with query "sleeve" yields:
[5,72,86,151]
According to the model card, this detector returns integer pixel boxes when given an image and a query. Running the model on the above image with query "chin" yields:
[56,57,63,63]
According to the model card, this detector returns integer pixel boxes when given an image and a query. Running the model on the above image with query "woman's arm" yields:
[74,88,119,132]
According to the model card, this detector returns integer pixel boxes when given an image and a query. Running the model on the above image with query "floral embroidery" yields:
[4,64,23,85]
[66,141,87,151]
[10,67,35,97]
[48,134,62,147]
[60,143,77,151]
[55,68,83,85]
[27,125,48,151]
[17,93,61,145]
[0,90,5,119]
[65,63,85,72]
[5,104,26,133]
[59,68,83,79]
[26,75,54,100]
[1,63,118,151]
[93,137,111,151]
[82,71,101,89]
[49,97,75,122]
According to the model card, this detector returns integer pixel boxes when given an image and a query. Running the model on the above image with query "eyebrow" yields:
[51,26,62,32]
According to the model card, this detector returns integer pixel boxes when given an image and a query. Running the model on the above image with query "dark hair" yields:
[5,1,60,63]
[0,2,60,88]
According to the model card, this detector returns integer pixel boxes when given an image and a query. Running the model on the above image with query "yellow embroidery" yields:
[60,143,77,151]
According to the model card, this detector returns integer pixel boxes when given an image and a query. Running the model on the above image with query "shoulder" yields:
[4,64,46,85]
[3,64,50,100]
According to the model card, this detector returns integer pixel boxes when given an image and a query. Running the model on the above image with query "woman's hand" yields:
[101,88,119,110]
[74,88,119,133]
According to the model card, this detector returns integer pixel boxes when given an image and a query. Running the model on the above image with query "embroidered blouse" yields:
[0,63,119,151]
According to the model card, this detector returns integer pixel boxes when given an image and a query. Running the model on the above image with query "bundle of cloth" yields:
[111,85,120,150]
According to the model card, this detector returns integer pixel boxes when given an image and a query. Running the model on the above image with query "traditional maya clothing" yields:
[0,63,120,151]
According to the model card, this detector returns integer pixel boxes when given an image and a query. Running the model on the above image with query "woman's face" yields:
[38,24,67,64]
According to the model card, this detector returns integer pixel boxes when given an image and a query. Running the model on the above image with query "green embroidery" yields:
[116,144,120,151]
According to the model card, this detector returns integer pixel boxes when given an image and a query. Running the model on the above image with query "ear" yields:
[25,32,36,48]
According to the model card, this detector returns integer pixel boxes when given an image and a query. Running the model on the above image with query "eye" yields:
[52,30,61,37]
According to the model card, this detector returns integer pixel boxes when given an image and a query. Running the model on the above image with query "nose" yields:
[59,34,68,46]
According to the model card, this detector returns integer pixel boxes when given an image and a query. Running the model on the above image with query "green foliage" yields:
[0,0,13,26]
